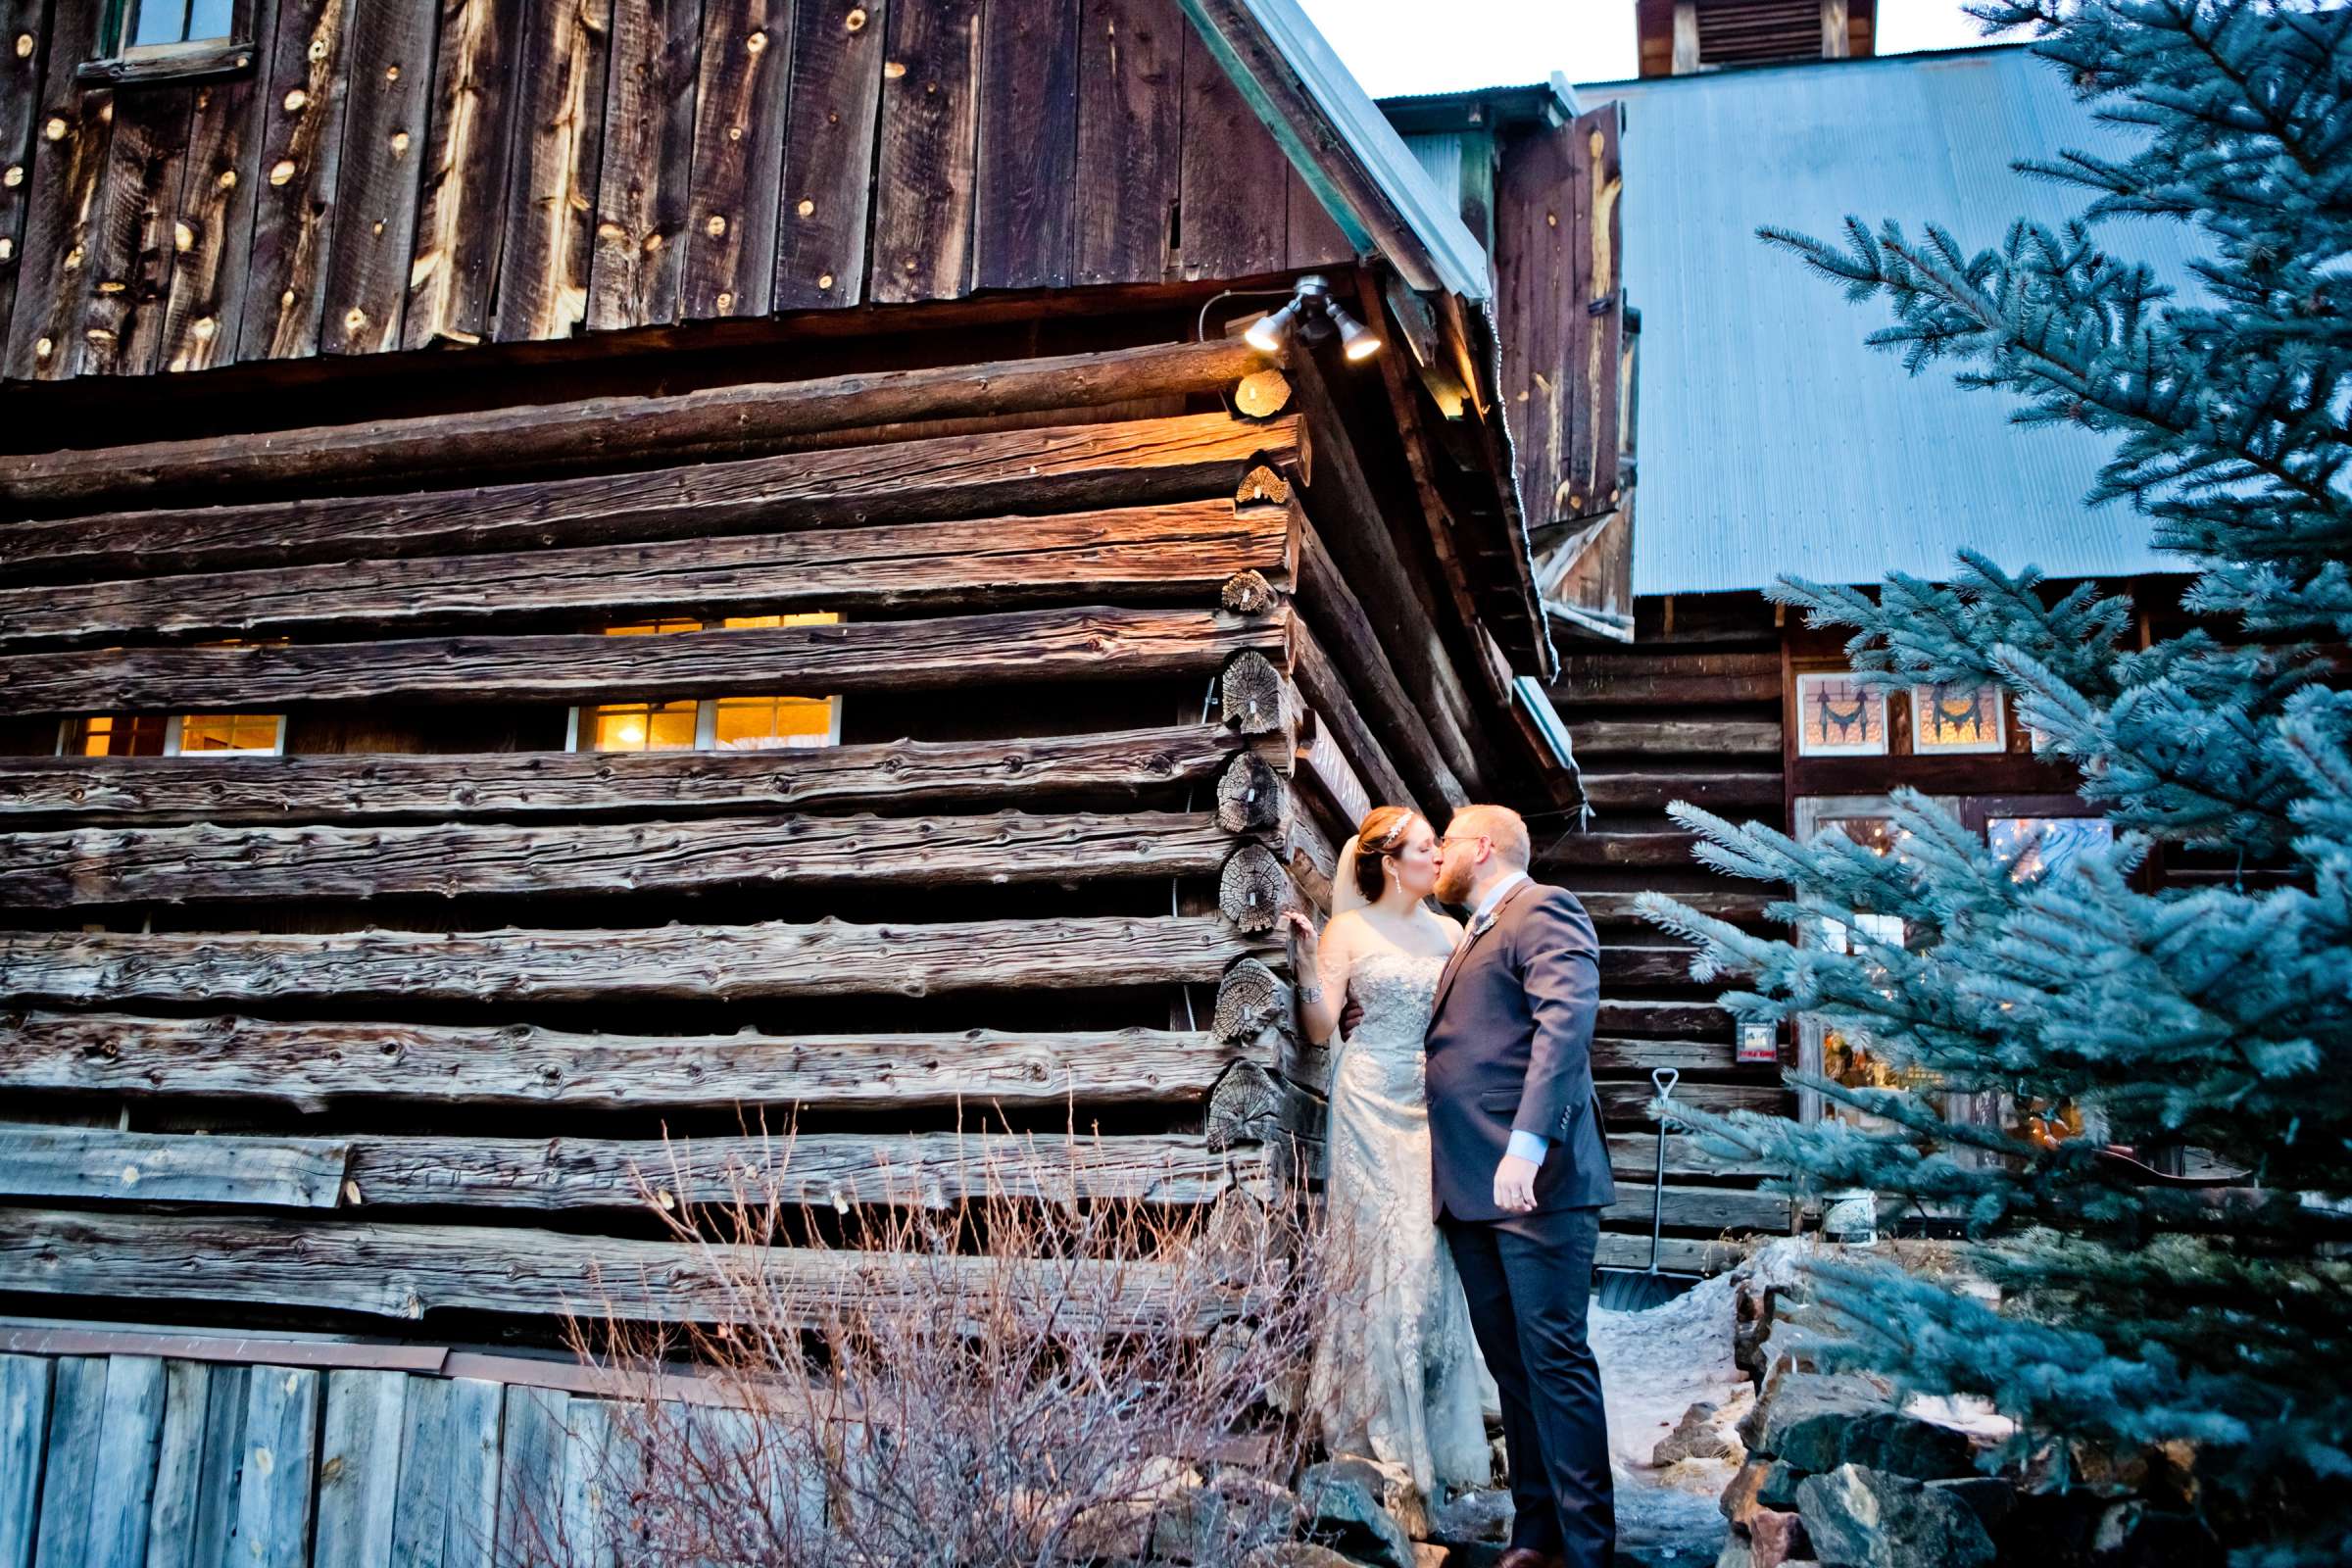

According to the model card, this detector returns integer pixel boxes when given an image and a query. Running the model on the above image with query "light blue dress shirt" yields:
[1464,873,1549,1165]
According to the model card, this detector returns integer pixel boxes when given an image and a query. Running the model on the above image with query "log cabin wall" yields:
[1543,589,1795,1269]
[0,0,1351,386]
[0,321,1362,1339]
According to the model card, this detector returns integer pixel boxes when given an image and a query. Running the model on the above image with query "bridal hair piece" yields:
[1346,806,1419,906]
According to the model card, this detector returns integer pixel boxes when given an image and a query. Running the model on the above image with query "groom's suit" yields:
[1426,876,1616,1568]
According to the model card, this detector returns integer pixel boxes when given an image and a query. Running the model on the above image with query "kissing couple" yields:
[1283,804,1617,1568]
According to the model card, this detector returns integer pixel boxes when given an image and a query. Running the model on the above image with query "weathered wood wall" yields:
[1541,591,1798,1257]
[0,0,1352,383]
[0,1337,809,1568]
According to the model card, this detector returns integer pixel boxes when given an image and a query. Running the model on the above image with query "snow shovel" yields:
[1595,1067,1705,1311]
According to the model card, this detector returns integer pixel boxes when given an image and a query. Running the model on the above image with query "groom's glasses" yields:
[1435,833,1489,852]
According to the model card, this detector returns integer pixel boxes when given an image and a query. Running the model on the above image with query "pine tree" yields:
[1635,4,2352,1560]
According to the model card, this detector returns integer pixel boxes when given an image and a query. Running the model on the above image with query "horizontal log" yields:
[1596,1080,1788,1118]
[346,1130,1267,1209]
[1589,1035,1739,1073]
[1600,946,1706,987]
[0,415,1299,585]
[0,724,1288,826]
[3,338,1278,512]
[0,1208,1256,1332]
[0,916,1277,1007]
[0,1125,352,1208]
[1535,832,1700,869]
[1579,771,1783,810]
[0,1126,1258,1210]
[1549,672,1781,707]
[0,810,1241,907]
[0,1011,1256,1111]
[1553,650,1779,694]
[1578,890,1777,926]
[1605,1131,1781,1182]
[0,605,1292,716]
[1593,1230,1740,1276]
[1568,719,1782,756]
[1596,999,1737,1038]
[1600,1181,1794,1235]
[0,500,1295,649]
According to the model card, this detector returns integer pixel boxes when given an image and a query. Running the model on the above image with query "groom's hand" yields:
[1494,1153,1541,1213]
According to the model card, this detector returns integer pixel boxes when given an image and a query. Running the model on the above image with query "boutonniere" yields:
[1470,910,1499,939]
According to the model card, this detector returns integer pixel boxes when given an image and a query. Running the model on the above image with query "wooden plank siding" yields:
[1541,591,1796,1255]
[0,0,1360,382]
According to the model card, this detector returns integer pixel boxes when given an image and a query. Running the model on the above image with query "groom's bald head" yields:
[1447,805,1531,869]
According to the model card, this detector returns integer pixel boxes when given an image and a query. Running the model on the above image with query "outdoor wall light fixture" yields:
[1244,274,1382,362]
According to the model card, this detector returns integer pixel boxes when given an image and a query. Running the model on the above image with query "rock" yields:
[1242,1546,1360,1568]
[1148,1471,1298,1563]
[1793,1464,1994,1568]
[1923,1476,2014,1531]
[1429,1487,1513,1544]
[1310,1455,1429,1541]
[1748,1508,1810,1568]
[1654,1400,1746,1467]
[1755,1462,1805,1513]
[1715,1541,1756,1568]
[1297,1462,1417,1568]
[1658,1455,1740,1496]
[1721,1458,1803,1526]
[1411,1547,1450,1568]
[1721,1457,1763,1525]
[2089,1501,2224,1568]
[1745,1374,1975,1481]
[1619,1473,1735,1567]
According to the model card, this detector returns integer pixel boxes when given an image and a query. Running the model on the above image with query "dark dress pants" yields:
[1443,1204,1615,1568]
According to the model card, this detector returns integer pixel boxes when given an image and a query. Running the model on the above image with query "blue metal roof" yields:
[1580,45,2201,597]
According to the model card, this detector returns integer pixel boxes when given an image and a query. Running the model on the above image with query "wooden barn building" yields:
[0,0,1671,1556]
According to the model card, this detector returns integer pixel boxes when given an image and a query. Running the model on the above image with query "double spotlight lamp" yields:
[1244,274,1381,363]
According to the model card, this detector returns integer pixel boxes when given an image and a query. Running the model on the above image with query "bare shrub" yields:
[509,1128,1331,1568]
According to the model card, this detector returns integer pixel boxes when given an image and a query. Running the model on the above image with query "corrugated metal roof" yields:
[1579,45,2201,596]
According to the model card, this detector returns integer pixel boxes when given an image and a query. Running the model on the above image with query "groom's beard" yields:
[1433,858,1476,906]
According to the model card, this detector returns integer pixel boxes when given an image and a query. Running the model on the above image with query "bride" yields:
[1283,806,1494,1499]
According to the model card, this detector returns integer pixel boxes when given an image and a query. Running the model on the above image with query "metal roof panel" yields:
[1580,46,2200,595]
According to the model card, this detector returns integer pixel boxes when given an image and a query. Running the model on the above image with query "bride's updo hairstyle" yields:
[1351,806,1419,904]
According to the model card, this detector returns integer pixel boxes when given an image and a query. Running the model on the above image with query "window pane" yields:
[185,0,232,40]
[603,618,705,637]
[584,700,698,752]
[1987,816,2112,884]
[62,714,169,757]
[130,0,192,46]
[713,695,835,750]
[178,713,278,754]
[1794,672,1886,756]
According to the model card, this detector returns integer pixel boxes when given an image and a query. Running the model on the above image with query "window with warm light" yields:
[568,614,842,754]
[59,710,284,758]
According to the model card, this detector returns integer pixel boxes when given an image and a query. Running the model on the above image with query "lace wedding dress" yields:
[1306,948,1494,1497]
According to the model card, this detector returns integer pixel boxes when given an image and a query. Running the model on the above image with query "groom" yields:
[1426,805,1616,1568]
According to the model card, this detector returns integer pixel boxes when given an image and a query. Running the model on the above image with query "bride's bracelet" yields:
[1297,981,1326,1004]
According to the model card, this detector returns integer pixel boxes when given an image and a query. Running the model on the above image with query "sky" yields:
[1291,0,2000,96]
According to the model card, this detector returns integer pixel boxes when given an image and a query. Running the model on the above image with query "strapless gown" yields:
[1305,948,1494,1496]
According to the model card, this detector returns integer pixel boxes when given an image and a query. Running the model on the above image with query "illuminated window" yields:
[60,714,170,757]
[1794,671,1887,757]
[1910,682,2006,754]
[58,711,282,758]
[568,614,842,754]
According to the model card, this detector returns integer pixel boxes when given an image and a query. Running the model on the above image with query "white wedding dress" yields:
[1306,947,1495,1497]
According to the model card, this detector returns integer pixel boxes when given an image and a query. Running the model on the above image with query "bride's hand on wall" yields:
[1281,909,1344,1044]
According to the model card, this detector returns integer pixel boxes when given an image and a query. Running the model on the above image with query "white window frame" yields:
[564,695,843,755]
[56,712,286,759]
